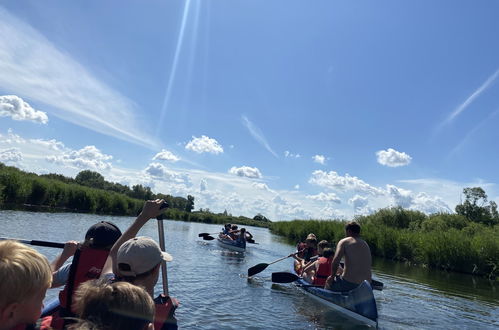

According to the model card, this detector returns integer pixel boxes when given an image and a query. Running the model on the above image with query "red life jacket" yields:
[313,257,332,286]
[153,294,179,330]
[58,247,109,311]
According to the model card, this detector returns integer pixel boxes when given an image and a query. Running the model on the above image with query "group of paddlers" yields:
[292,221,373,292]
[218,223,253,243]
[0,199,176,330]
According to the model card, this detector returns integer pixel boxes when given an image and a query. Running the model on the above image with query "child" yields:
[301,240,329,281]
[0,240,52,330]
[69,279,155,330]
[303,248,335,286]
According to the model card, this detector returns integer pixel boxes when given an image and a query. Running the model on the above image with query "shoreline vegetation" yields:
[1,163,497,279]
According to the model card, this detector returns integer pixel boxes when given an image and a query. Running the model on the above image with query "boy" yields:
[0,240,52,330]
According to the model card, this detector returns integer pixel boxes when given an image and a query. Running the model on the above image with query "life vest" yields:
[313,257,332,286]
[48,247,110,329]
[153,294,179,330]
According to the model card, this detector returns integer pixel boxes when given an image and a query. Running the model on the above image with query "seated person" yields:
[292,233,318,274]
[69,279,155,330]
[222,224,232,235]
[325,221,372,292]
[302,248,336,285]
[228,225,239,240]
[0,240,52,330]
[301,240,330,281]
[101,199,178,330]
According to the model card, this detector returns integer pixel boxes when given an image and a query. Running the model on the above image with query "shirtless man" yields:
[325,221,372,292]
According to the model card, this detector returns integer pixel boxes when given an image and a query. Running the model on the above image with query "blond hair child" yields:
[0,240,52,330]
[69,280,155,330]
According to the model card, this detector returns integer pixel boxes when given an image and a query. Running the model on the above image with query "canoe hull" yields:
[294,271,378,327]
[217,237,245,252]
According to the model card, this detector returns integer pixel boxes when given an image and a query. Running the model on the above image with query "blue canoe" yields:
[293,270,378,327]
[217,236,246,252]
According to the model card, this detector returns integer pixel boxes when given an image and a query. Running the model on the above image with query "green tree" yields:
[185,195,195,212]
[75,170,105,189]
[455,187,498,225]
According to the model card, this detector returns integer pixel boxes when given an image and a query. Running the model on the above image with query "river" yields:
[1,210,498,329]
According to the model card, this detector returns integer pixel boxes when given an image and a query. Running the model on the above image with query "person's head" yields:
[225,224,231,229]
[305,233,317,248]
[116,237,172,286]
[240,228,246,234]
[317,240,329,253]
[231,225,238,230]
[84,221,122,250]
[71,280,155,330]
[345,221,361,237]
[0,240,52,329]
[322,248,334,259]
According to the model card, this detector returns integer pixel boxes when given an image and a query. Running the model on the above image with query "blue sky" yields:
[1,0,498,220]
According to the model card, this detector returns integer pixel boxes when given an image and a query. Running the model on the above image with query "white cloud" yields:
[30,139,64,151]
[185,135,223,154]
[229,166,262,179]
[241,115,278,157]
[46,145,113,170]
[284,151,301,158]
[306,192,341,203]
[294,184,300,190]
[272,195,288,205]
[0,9,159,148]
[0,147,23,163]
[200,179,208,192]
[348,195,371,214]
[153,149,180,162]
[386,184,451,213]
[252,182,272,191]
[376,148,412,167]
[313,154,326,165]
[144,162,192,186]
[309,170,385,196]
[0,95,48,124]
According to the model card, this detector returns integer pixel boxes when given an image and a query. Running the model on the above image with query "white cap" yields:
[116,236,172,277]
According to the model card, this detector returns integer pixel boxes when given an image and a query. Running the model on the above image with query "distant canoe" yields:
[217,236,246,252]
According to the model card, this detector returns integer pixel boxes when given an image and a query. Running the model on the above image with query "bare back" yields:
[340,236,372,284]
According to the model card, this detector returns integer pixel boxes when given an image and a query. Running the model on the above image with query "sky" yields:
[1,0,498,220]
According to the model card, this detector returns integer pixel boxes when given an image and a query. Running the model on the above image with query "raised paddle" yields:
[0,237,65,248]
[271,272,384,291]
[248,253,297,277]
[156,201,169,295]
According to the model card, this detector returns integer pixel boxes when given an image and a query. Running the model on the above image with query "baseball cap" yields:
[117,236,173,277]
[306,233,317,241]
[85,221,122,248]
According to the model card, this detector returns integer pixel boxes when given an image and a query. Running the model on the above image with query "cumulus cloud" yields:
[185,135,223,154]
[284,151,301,158]
[144,162,192,185]
[376,148,412,167]
[46,145,112,170]
[30,138,64,151]
[153,149,180,162]
[272,195,288,205]
[386,184,451,213]
[229,166,262,179]
[252,182,272,191]
[0,95,48,124]
[313,154,326,165]
[200,178,207,192]
[306,192,341,203]
[309,170,384,196]
[0,147,23,163]
[348,195,372,214]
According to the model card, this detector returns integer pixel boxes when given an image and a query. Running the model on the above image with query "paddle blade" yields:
[371,279,384,291]
[247,263,268,277]
[202,235,215,241]
[198,233,210,237]
[271,272,300,283]
[247,238,257,244]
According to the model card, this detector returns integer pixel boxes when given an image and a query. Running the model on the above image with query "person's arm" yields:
[101,199,165,276]
[325,239,345,287]
[246,231,253,239]
[302,260,317,274]
[50,240,78,272]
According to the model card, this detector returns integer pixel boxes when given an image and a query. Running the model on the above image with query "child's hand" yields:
[61,240,78,257]
[140,199,165,219]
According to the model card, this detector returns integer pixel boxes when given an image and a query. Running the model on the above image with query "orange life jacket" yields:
[313,257,332,286]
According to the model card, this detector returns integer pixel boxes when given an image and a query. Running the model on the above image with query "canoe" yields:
[217,236,246,252]
[292,269,378,327]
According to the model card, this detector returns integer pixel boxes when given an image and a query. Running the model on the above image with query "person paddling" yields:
[100,199,179,330]
[325,221,372,292]
[302,248,335,286]
[292,233,318,274]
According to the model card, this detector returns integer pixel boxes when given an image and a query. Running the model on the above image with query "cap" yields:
[117,236,172,277]
[306,233,317,241]
[85,221,122,248]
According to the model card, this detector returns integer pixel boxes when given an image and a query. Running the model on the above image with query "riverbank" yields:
[270,208,499,279]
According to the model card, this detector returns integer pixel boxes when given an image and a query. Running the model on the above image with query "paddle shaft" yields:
[0,237,65,248]
[157,219,169,295]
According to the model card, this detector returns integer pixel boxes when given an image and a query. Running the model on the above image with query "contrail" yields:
[241,115,278,158]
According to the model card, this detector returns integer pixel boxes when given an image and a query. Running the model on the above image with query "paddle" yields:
[198,232,219,237]
[202,235,215,241]
[248,253,296,277]
[0,237,65,248]
[271,272,384,291]
[247,238,258,244]
[157,201,169,295]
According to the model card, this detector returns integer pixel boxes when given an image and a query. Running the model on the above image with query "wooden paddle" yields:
[157,201,169,295]
[271,272,384,291]
[248,253,296,277]
[0,237,65,248]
